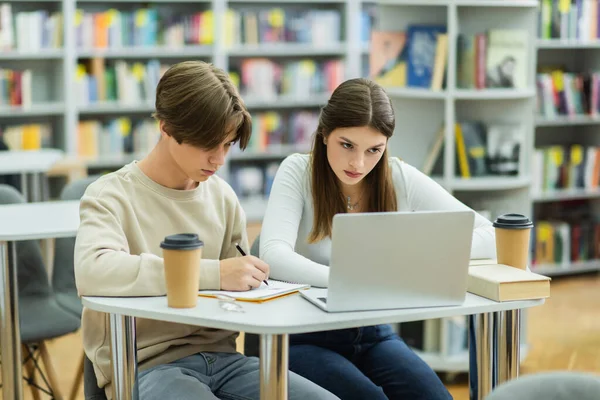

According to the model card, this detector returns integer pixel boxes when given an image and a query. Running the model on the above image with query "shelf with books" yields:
[73,5,214,54]
[76,117,158,164]
[532,260,600,277]
[0,49,64,60]
[532,188,600,203]
[0,102,65,117]
[536,115,600,127]
[76,0,212,2]
[536,40,600,50]
[374,0,537,374]
[385,87,448,99]
[537,0,600,44]
[243,94,330,110]
[224,5,343,51]
[78,152,147,169]
[226,43,346,57]
[451,176,531,191]
[456,0,538,6]
[77,102,154,115]
[228,0,346,3]
[378,0,538,5]
[76,46,213,59]
[453,88,535,100]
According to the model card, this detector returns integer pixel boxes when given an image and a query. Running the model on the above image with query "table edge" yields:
[82,296,546,335]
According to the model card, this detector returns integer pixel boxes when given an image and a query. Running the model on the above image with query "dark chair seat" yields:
[55,289,83,317]
[19,295,80,344]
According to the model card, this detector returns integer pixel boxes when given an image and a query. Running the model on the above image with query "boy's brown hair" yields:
[153,61,252,150]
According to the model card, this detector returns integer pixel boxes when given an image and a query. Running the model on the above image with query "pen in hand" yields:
[235,243,269,286]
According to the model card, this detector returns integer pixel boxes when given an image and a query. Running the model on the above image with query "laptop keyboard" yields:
[318,297,327,304]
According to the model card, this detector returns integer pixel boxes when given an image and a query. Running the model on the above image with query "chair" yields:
[485,371,600,400]
[51,176,99,400]
[0,184,81,399]
[243,235,261,357]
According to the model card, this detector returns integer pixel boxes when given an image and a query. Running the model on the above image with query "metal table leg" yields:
[469,313,494,400]
[496,309,521,385]
[19,173,28,202]
[259,333,289,400]
[109,314,139,400]
[31,172,41,203]
[0,241,23,400]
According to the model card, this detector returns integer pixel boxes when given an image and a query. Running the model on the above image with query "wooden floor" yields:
[3,271,599,400]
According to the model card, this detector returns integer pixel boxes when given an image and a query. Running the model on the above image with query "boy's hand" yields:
[219,256,270,291]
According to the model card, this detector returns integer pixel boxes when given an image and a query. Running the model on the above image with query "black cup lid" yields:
[493,213,533,229]
[160,233,204,250]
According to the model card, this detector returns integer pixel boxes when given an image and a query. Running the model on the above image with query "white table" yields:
[83,291,544,400]
[0,200,80,400]
[0,149,64,202]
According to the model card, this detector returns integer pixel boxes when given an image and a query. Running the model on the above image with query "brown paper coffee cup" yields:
[160,234,204,308]
[493,214,534,270]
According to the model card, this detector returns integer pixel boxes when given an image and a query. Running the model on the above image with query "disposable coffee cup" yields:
[160,233,204,308]
[493,214,534,270]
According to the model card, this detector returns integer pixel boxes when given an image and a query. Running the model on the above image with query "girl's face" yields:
[325,126,388,189]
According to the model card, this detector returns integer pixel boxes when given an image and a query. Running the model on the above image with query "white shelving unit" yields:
[0,0,372,216]
[533,2,600,277]
[374,0,539,373]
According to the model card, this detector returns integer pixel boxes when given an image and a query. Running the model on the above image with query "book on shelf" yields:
[77,118,159,159]
[0,123,52,151]
[0,68,31,108]
[0,4,62,51]
[75,7,213,49]
[532,200,600,272]
[369,25,447,90]
[225,7,341,47]
[457,29,528,90]
[532,217,600,269]
[231,110,317,155]
[423,122,524,178]
[467,263,550,302]
[230,58,344,101]
[75,58,168,105]
[532,144,600,194]
[536,67,600,119]
[369,30,407,87]
[538,0,600,41]
[406,25,446,89]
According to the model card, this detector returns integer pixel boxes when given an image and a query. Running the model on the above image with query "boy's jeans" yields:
[137,352,339,400]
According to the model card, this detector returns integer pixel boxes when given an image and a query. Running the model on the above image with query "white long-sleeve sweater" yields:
[260,153,497,288]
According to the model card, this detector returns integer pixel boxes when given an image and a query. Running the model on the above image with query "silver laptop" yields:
[300,210,475,312]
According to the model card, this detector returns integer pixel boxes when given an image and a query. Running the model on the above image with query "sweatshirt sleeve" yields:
[260,155,330,288]
[396,159,497,260]
[74,185,223,297]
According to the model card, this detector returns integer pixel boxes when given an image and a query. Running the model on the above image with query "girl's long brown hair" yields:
[308,78,398,243]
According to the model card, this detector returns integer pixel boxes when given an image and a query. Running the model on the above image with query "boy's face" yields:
[162,122,238,183]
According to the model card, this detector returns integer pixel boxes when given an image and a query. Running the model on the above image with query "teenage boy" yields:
[74,61,338,400]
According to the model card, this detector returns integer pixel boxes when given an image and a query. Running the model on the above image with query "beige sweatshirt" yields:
[74,161,248,394]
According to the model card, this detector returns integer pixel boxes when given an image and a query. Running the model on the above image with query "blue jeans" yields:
[138,352,339,400]
[288,324,453,400]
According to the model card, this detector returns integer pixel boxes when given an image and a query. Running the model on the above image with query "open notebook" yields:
[198,280,310,303]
